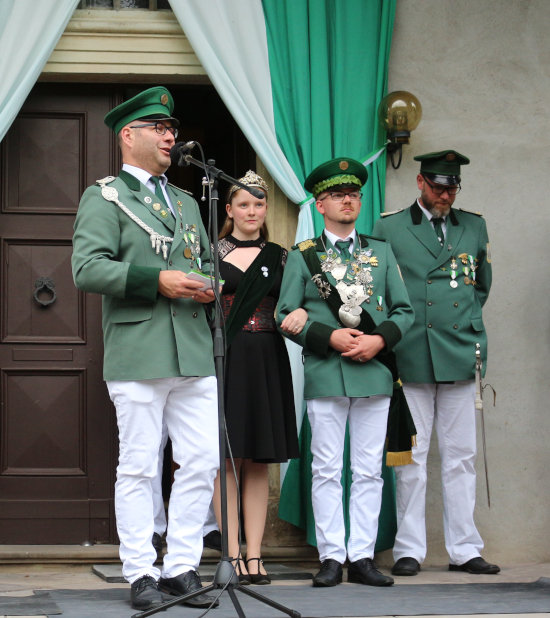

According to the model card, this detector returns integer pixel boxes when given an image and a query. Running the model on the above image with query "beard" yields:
[421,190,452,218]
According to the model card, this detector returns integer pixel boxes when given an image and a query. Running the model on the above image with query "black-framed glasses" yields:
[129,122,178,138]
[422,175,461,196]
[319,191,363,202]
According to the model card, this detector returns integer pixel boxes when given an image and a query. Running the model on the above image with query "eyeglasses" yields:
[129,122,178,138]
[319,191,362,202]
[422,175,461,196]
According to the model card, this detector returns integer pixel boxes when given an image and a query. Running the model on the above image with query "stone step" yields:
[0,544,318,566]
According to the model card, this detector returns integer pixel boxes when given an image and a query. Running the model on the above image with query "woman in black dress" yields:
[213,170,305,584]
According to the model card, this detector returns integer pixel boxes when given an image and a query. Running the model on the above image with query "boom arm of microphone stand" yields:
[175,154,265,199]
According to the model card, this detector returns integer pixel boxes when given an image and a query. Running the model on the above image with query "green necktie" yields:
[432,217,444,246]
[150,176,169,209]
[335,239,352,261]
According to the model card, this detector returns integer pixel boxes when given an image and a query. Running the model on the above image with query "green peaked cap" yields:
[414,149,469,184]
[304,157,368,198]
[104,86,180,134]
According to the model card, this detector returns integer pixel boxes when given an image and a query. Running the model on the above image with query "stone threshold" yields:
[93,562,313,583]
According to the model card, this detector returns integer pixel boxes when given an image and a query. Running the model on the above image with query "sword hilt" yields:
[475,343,483,411]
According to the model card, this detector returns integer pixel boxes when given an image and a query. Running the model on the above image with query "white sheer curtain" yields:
[169,0,312,474]
[168,0,314,242]
[0,0,79,143]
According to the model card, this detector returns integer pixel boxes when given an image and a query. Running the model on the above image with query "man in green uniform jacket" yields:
[72,87,219,610]
[277,158,414,588]
[372,150,499,577]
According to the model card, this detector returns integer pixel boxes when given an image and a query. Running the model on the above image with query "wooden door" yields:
[0,83,254,543]
[0,84,118,543]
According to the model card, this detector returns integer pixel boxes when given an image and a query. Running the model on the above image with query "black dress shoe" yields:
[449,557,500,574]
[203,529,222,551]
[130,575,168,610]
[348,558,394,586]
[152,532,164,560]
[246,558,271,585]
[392,557,421,576]
[159,570,219,608]
[312,559,343,587]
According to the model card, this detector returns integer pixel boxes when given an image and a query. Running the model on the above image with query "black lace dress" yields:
[219,235,298,463]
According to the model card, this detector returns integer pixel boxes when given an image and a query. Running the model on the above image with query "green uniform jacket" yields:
[72,172,215,381]
[372,201,491,383]
[276,233,414,400]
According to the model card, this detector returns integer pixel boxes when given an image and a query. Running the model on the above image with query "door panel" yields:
[0,84,116,544]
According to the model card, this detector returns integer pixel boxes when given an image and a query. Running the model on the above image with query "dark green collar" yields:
[410,201,458,226]
[118,169,141,191]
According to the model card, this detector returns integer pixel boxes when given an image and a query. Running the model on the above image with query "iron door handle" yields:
[34,277,57,307]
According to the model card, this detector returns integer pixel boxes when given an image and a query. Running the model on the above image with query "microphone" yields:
[170,141,197,165]
[243,186,265,200]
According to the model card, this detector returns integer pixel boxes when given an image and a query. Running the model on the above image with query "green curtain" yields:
[262,0,398,552]
[262,0,395,235]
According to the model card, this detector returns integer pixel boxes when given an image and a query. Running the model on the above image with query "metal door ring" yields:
[34,277,57,307]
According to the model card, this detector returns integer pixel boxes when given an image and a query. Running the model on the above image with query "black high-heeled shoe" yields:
[230,557,251,585]
[246,558,271,585]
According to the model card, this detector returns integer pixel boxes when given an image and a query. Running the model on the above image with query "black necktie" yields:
[335,239,352,261]
[432,217,444,246]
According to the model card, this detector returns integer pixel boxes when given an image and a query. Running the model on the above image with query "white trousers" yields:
[153,422,169,536]
[307,395,390,564]
[393,381,484,565]
[152,422,218,537]
[107,376,219,583]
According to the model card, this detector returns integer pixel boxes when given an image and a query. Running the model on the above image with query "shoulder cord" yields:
[97,176,173,260]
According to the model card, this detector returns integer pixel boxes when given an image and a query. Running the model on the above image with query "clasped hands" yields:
[158,270,215,303]
[329,329,385,363]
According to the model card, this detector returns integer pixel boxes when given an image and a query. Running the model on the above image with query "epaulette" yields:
[167,182,193,197]
[297,239,316,252]
[457,208,483,217]
[96,175,116,185]
[380,208,404,217]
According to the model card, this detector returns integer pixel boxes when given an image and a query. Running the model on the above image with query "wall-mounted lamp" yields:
[378,90,422,169]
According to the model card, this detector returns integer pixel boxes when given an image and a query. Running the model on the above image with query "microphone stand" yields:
[133,150,300,618]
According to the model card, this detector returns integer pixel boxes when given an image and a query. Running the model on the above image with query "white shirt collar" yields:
[324,228,357,253]
[122,163,167,189]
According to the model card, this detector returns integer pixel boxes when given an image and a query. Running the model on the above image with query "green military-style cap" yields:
[104,86,180,135]
[304,157,368,198]
[414,149,469,185]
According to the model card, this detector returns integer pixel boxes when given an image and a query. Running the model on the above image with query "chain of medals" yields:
[175,200,202,270]
[319,236,381,328]
[182,223,201,270]
[449,253,478,288]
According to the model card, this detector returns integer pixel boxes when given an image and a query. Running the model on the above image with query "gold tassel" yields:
[386,450,413,467]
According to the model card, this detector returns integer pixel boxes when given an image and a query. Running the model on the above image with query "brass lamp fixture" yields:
[378,90,422,169]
